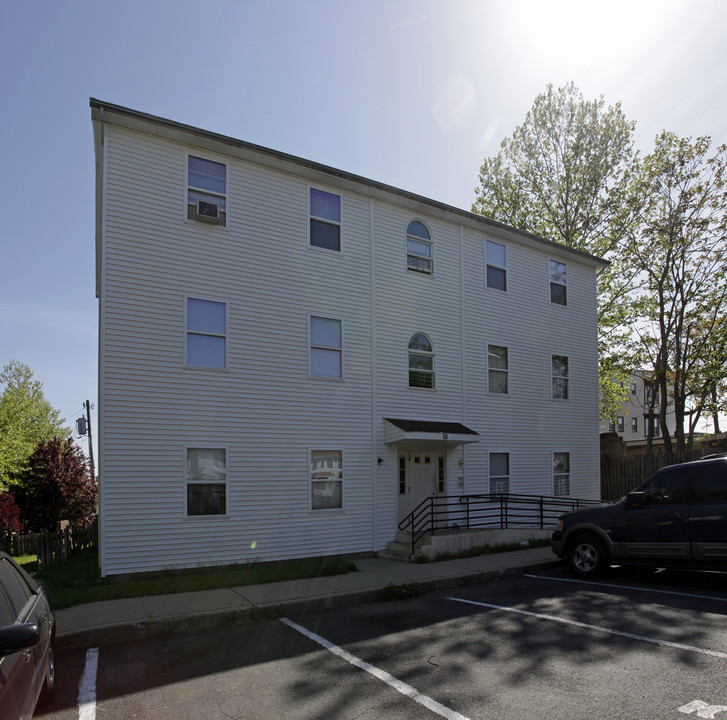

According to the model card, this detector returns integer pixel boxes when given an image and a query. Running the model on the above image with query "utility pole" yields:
[85,400,96,480]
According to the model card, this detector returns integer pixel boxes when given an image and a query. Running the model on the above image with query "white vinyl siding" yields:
[94,114,604,577]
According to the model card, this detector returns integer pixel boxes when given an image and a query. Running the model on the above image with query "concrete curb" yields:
[55,557,561,650]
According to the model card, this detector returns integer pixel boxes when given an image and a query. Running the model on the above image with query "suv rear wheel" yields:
[567,534,608,577]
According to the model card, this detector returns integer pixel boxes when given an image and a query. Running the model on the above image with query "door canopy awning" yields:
[384,418,480,447]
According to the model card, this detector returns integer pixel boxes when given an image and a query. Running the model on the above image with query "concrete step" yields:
[396,531,432,546]
[385,541,415,555]
[378,533,432,562]
[377,549,412,562]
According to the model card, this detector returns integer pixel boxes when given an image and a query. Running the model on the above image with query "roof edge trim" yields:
[89,98,608,267]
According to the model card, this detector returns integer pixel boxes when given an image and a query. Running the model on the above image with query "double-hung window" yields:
[408,333,435,388]
[645,416,661,437]
[310,316,342,378]
[489,452,510,494]
[311,450,342,510]
[553,452,570,496]
[186,447,226,516]
[631,418,638,433]
[186,298,226,369]
[552,355,569,399]
[486,240,507,291]
[188,156,226,226]
[406,221,433,274]
[487,345,508,394]
[310,188,341,251]
[549,260,567,305]
[644,382,659,406]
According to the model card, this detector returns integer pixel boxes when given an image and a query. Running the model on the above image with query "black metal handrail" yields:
[397,493,599,556]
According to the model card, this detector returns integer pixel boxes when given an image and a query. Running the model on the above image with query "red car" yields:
[0,552,56,720]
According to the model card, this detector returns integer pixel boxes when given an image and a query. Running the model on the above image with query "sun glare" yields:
[513,0,677,73]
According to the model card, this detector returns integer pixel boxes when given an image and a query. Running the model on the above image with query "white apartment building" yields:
[600,371,677,442]
[91,99,606,576]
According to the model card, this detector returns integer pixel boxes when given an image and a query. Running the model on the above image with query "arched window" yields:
[406,221,432,274]
[408,333,434,388]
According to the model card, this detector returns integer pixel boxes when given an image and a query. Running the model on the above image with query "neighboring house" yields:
[91,99,607,577]
[600,371,677,443]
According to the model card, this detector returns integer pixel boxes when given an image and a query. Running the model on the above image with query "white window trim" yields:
[486,343,510,395]
[552,450,571,498]
[308,185,342,252]
[186,153,228,227]
[406,219,434,275]
[551,353,570,400]
[485,239,507,291]
[407,333,435,390]
[184,295,228,371]
[309,448,345,512]
[309,314,344,380]
[183,444,229,520]
[548,258,568,306]
[488,450,511,495]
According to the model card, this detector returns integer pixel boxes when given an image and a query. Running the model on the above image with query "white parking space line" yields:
[448,597,727,660]
[77,647,99,720]
[524,573,727,603]
[281,617,471,720]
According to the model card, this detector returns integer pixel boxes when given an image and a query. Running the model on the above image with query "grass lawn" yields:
[15,552,357,609]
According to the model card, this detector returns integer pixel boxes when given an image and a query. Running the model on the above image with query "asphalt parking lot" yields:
[40,565,727,720]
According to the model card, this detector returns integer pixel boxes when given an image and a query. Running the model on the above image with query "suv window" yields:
[640,467,691,505]
[693,462,727,502]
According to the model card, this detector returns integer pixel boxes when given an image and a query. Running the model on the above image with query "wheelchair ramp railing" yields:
[397,493,599,556]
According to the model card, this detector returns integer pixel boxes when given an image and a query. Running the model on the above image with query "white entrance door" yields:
[397,450,446,524]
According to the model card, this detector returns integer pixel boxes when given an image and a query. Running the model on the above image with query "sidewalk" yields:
[55,546,561,648]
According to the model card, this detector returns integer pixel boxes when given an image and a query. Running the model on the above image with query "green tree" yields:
[0,361,69,489]
[9,436,97,532]
[627,133,727,453]
[472,83,641,420]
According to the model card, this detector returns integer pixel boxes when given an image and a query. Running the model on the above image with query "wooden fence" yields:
[600,452,704,501]
[1,518,98,567]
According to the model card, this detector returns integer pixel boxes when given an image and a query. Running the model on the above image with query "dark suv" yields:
[552,456,727,577]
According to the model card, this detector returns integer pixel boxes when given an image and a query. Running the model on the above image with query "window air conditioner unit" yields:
[195,200,220,223]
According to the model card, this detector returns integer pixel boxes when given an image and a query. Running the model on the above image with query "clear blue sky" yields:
[2,0,726,461]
